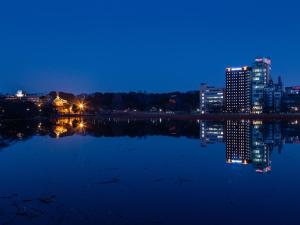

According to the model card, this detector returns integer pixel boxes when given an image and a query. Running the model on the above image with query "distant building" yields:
[284,86,300,112]
[53,94,70,114]
[263,77,283,113]
[274,76,284,112]
[5,90,41,104]
[264,81,275,112]
[225,66,252,113]
[199,83,224,114]
[251,57,272,114]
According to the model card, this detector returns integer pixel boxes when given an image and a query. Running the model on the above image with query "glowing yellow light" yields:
[54,126,68,138]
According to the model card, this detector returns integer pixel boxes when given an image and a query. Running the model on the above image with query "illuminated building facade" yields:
[284,86,300,112]
[199,83,224,114]
[53,94,70,114]
[225,120,251,164]
[251,57,272,114]
[5,90,41,104]
[225,67,252,113]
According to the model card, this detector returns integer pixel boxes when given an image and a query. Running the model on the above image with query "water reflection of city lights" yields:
[291,120,298,125]
[79,122,85,128]
[54,126,68,138]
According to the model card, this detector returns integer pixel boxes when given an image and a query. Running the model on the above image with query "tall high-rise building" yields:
[225,66,252,113]
[252,57,272,114]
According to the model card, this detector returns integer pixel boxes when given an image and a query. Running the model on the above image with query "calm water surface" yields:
[0,118,299,225]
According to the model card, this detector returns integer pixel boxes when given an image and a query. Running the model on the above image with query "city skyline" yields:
[1,0,300,93]
[1,1,300,224]
[0,55,297,95]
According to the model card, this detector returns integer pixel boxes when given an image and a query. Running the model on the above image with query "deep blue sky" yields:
[1,0,300,93]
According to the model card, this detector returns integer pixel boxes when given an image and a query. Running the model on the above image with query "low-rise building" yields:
[199,83,224,114]
[6,90,41,104]
[263,77,283,113]
[283,86,300,112]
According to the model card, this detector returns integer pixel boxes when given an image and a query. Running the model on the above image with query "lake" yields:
[0,118,299,225]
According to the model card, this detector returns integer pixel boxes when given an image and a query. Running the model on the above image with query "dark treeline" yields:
[0,91,200,118]
[86,91,199,112]
[51,91,200,112]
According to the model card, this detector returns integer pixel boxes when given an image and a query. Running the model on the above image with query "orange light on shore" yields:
[78,101,87,113]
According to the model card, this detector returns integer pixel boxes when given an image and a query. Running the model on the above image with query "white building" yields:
[200,83,224,114]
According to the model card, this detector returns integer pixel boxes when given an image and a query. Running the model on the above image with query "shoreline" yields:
[2,112,300,121]
[98,112,300,121]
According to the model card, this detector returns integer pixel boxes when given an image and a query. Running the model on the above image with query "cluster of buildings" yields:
[200,120,287,173]
[200,57,298,114]
[4,90,43,105]
[1,90,86,115]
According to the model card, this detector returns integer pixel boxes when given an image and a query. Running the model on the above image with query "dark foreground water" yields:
[0,118,299,225]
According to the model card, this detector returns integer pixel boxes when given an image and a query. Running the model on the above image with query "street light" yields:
[78,102,85,115]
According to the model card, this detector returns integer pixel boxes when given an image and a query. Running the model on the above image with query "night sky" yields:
[1,0,300,93]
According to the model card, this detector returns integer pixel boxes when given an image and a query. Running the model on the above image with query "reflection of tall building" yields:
[273,122,283,151]
[223,120,285,172]
[251,121,271,173]
[200,121,224,146]
[225,120,251,164]
[225,67,252,113]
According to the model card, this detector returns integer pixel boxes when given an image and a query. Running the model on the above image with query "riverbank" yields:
[2,112,300,121]
[98,112,300,121]
[67,112,300,121]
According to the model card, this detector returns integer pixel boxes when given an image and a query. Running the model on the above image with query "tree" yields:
[72,104,79,114]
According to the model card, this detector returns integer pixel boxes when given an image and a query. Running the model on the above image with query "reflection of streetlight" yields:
[78,121,87,134]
